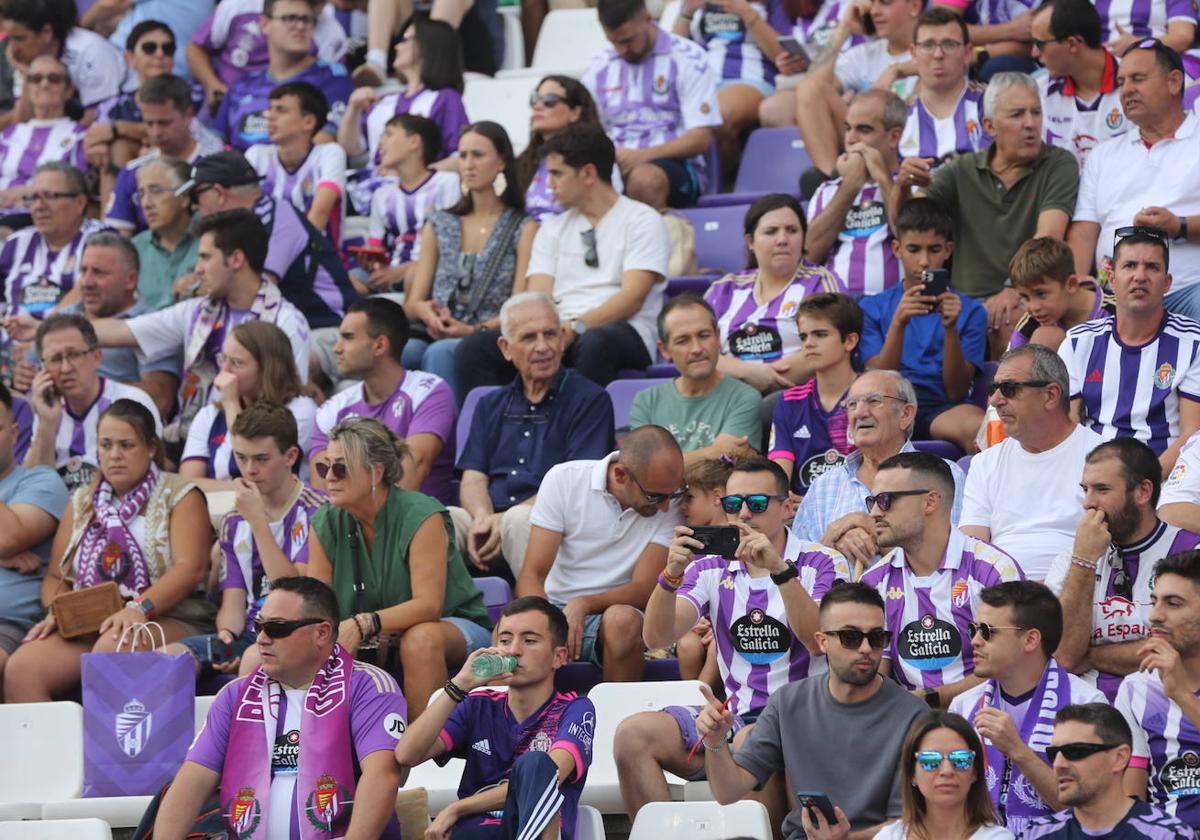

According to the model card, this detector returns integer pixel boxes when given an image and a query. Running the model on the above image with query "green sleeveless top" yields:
[311,487,490,628]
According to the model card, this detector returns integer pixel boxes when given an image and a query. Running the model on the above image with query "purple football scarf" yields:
[220,644,357,839]
[75,463,159,594]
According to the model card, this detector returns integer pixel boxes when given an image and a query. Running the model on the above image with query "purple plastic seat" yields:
[699,128,812,207]
[606,378,673,431]
[957,454,973,476]
[970,361,999,410]
[475,576,513,624]
[456,385,502,462]
[676,204,753,277]
[912,439,965,460]
[666,276,715,298]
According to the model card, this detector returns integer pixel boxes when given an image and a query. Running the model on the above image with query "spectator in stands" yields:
[948,582,1105,835]
[96,3,211,82]
[132,157,200,311]
[705,194,846,395]
[0,382,69,697]
[789,0,922,178]
[894,72,1079,356]
[103,74,223,237]
[615,457,849,825]
[212,0,353,152]
[860,451,1023,705]
[1058,227,1200,468]
[1067,40,1200,319]
[356,114,458,295]
[455,124,671,392]
[1113,550,1200,828]
[182,321,318,490]
[313,298,455,503]
[517,76,610,222]
[25,314,162,493]
[307,417,491,716]
[167,404,324,677]
[403,122,536,400]
[395,597,595,840]
[792,370,967,569]
[861,198,986,455]
[155,576,404,839]
[457,291,615,577]
[518,424,685,681]
[675,457,731,684]
[960,346,1100,582]
[897,9,989,163]
[1008,237,1116,352]
[1160,430,1200,532]
[585,0,722,210]
[1049,439,1200,699]
[339,15,468,173]
[6,400,215,702]
[805,89,905,297]
[0,0,127,124]
[697,580,926,836]
[768,293,861,500]
[1023,704,1192,839]
[0,55,86,210]
[357,0,499,83]
[632,295,762,463]
[1095,0,1194,55]
[246,81,347,245]
[1031,0,1128,168]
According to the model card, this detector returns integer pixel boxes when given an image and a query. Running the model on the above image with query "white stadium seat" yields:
[462,76,534,153]
[529,9,608,72]
[629,801,773,840]
[0,818,113,839]
[577,804,606,840]
[0,702,84,819]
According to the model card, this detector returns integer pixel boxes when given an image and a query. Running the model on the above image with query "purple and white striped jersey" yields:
[1117,670,1200,826]
[792,0,866,65]
[0,118,87,190]
[898,82,991,162]
[245,142,347,245]
[182,395,317,482]
[583,26,723,190]
[0,219,110,318]
[1093,0,1196,45]
[678,533,851,716]
[704,266,846,362]
[687,0,793,85]
[859,529,1024,691]
[1058,312,1200,456]
[33,378,162,492]
[767,380,853,496]
[310,372,457,504]
[1044,520,1200,700]
[361,88,470,167]
[367,171,461,266]
[219,482,327,632]
[807,179,901,295]
[967,0,1037,26]
[1038,50,1128,167]
[1020,800,1194,840]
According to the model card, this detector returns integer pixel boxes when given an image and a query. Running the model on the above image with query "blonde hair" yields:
[327,417,411,486]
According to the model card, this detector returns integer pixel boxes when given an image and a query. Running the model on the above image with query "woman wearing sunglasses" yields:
[306,417,491,717]
[180,321,317,490]
[6,399,216,702]
[403,121,537,402]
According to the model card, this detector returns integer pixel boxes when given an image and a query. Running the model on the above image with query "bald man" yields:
[517,425,685,681]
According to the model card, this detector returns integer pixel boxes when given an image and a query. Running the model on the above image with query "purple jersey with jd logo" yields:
[768,380,853,496]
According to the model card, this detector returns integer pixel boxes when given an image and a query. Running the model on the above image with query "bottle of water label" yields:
[471,653,519,678]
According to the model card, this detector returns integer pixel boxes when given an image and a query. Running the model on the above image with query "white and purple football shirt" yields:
[246,142,347,245]
[678,533,850,716]
[361,88,470,167]
[1094,0,1196,44]
[0,218,110,318]
[687,0,794,86]
[1117,670,1200,825]
[310,371,457,504]
[859,529,1024,691]
[807,179,901,296]
[0,118,87,190]
[367,171,461,266]
[1038,50,1129,167]
[768,380,854,496]
[898,82,991,162]
[1058,312,1200,456]
[182,395,317,481]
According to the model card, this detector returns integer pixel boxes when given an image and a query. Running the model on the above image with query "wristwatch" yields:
[1178,216,1190,242]
[130,594,156,620]
[571,319,588,338]
[924,687,940,708]
[770,562,800,586]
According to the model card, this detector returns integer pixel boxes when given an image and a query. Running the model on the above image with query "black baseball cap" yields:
[175,151,264,196]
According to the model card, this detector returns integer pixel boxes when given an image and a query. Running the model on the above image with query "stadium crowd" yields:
[5,0,1200,837]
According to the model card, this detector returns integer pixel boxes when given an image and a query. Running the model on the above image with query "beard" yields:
[1107,494,1144,545]
[830,654,880,686]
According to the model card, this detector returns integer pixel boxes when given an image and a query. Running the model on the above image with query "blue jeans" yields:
[403,337,465,401]
[1165,284,1200,322]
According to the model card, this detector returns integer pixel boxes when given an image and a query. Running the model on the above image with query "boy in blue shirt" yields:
[860,198,986,453]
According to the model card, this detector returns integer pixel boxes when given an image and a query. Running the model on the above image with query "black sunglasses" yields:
[1045,742,1123,763]
[822,627,892,650]
[864,489,929,513]
[721,494,785,514]
[314,462,349,481]
[530,92,568,108]
[1114,225,1170,251]
[138,40,176,56]
[581,228,599,268]
[627,469,686,505]
[1109,550,1132,599]
[968,622,1027,641]
[254,617,325,638]
[988,380,1050,398]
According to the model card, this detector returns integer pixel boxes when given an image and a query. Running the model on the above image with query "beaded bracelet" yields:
[1070,555,1098,572]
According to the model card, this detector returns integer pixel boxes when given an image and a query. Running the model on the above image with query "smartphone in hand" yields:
[689,525,741,559]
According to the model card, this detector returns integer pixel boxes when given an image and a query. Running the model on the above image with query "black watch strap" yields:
[770,562,800,585]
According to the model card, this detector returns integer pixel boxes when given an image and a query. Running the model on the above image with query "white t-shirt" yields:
[874,822,1013,840]
[267,687,305,840]
[529,452,681,604]
[58,27,130,108]
[1160,428,1200,507]
[833,39,914,95]
[959,424,1103,582]
[528,195,670,360]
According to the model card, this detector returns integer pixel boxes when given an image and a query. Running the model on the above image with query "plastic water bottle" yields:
[471,654,518,678]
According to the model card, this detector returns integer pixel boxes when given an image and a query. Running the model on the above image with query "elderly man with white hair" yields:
[454,291,616,578]
[891,71,1080,355]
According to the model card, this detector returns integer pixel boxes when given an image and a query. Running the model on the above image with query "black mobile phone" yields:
[208,636,238,665]
[689,525,741,559]
[41,383,58,407]
[778,37,810,62]
[921,268,950,298]
[797,791,838,825]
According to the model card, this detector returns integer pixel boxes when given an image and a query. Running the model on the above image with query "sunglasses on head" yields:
[822,627,892,650]
[720,494,785,514]
[864,489,929,513]
[254,616,325,638]
[1045,742,1122,763]
[530,92,567,108]
[915,750,976,772]
[968,622,1027,641]
[314,462,348,481]
[138,40,176,56]
[1113,225,1170,252]
[987,379,1049,398]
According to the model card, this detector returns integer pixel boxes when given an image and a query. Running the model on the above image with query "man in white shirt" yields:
[516,424,685,682]
[455,124,671,393]
[960,344,1102,581]
[1159,429,1200,532]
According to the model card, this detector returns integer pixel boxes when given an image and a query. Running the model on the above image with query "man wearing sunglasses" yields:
[157,577,406,839]
[1050,439,1200,700]
[615,458,849,826]
[1021,703,1192,839]
[948,582,1104,835]
[698,581,927,839]
[860,451,1023,709]
[517,425,685,682]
